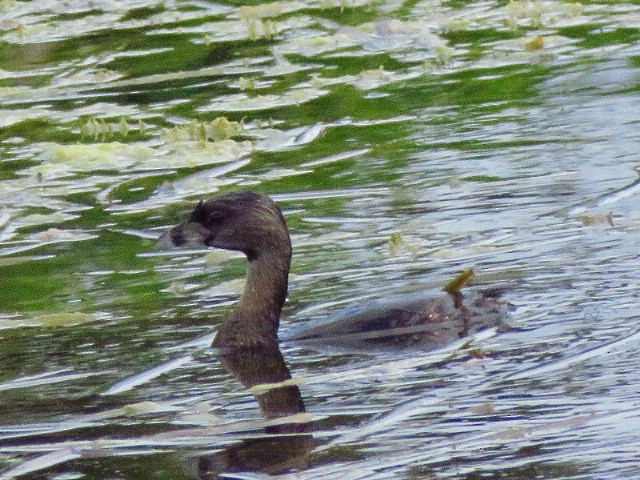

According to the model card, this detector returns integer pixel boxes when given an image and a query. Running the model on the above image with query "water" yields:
[1,0,640,478]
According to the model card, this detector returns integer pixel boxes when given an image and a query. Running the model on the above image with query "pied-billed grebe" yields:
[159,191,509,350]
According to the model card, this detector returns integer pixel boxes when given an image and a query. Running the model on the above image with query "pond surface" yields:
[1,0,640,478]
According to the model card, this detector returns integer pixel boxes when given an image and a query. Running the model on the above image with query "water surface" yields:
[1,0,640,479]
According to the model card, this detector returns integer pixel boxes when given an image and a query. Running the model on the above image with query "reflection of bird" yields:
[159,191,509,351]
[185,347,311,478]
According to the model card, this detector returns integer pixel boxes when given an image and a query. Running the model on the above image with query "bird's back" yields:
[284,290,511,351]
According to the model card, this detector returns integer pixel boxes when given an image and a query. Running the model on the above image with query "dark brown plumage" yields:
[159,191,509,351]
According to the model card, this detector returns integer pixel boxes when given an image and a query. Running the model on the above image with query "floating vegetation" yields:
[246,18,278,40]
[388,231,419,256]
[238,3,285,20]
[162,118,243,144]
[388,231,405,255]
[238,76,257,91]
[238,2,285,40]
[427,46,457,71]
[81,117,146,140]
[524,35,545,51]
[579,212,614,227]
[33,142,156,177]
[436,45,454,63]
[492,34,570,58]
[505,0,583,29]
[442,268,475,295]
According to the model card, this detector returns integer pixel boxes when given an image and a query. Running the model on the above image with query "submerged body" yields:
[284,290,508,351]
[160,191,509,350]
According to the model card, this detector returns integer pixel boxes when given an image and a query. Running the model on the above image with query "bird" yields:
[158,191,510,351]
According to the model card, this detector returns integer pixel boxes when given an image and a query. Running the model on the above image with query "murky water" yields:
[1,0,640,478]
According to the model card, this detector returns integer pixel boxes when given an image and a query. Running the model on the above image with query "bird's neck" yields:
[214,247,291,350]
